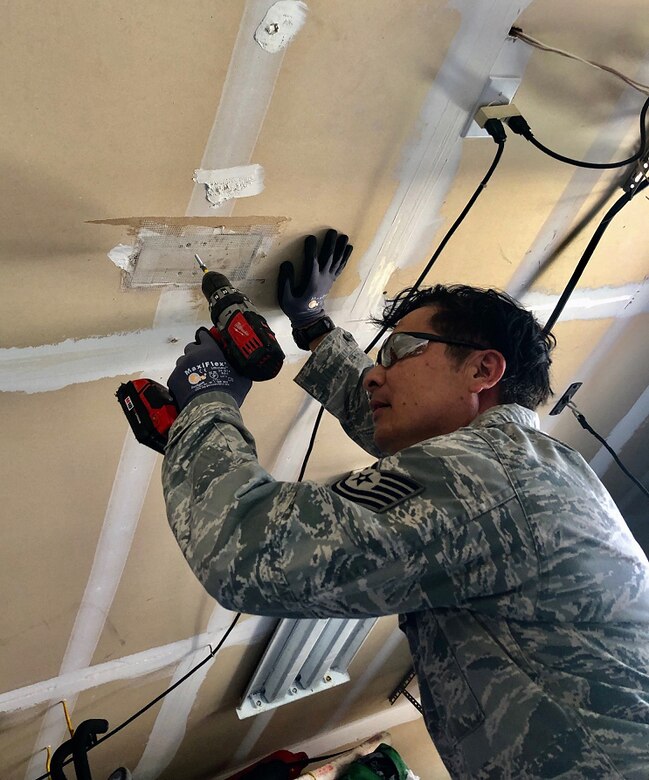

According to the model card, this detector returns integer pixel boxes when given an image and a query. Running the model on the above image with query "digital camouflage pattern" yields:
[163,328,649,779]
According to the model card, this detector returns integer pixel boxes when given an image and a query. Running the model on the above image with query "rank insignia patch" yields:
[331,466,424,513]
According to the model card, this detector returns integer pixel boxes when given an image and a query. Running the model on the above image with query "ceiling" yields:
[1,1,648,778]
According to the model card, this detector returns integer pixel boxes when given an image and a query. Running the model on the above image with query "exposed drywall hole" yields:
[92,216,288,291]
[194,164,265,208]
[254,0,308,54]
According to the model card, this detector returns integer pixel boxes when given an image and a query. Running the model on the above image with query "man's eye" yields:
[401,344,425,360]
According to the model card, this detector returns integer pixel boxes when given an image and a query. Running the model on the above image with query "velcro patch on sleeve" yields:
[331,466,424,513]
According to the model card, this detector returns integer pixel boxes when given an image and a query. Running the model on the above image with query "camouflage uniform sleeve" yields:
[162,393,539,619]
[293,327,383,457]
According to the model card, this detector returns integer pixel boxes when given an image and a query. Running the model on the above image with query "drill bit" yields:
[194,253,208,273]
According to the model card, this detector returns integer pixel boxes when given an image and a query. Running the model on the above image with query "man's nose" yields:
[362,363,385,392]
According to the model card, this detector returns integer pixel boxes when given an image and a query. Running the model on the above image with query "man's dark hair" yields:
[373,284,556,410]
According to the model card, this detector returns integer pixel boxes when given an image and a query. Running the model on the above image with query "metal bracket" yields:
[623,154,649,195]
[549,382,583,416]
[388,667,423,714]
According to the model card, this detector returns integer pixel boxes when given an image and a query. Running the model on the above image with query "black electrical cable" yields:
[542,178,648,334]
[569,404,649,501]
[296,135,507,480]
[298,405,326,482]
[33,613,242,780]
[507,94,649,169]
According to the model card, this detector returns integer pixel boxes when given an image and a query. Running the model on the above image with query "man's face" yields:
[362,306,485,454]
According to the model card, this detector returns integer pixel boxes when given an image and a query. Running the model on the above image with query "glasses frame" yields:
[377,331,489,368]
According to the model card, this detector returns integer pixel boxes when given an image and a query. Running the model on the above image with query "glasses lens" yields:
[378,333,429,367]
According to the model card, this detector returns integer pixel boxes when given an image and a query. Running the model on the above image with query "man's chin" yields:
[373,428,399,456]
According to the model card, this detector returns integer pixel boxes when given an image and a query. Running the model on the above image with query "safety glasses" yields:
[377,331,489,368]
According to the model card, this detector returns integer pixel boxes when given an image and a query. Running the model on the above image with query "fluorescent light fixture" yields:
[237,617,377,719]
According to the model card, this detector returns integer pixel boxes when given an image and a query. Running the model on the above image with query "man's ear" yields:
[467,350,506,392]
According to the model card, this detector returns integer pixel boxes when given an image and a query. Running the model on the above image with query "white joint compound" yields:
[193,164,265,207]
[107,243,136,273]
[254,1,308,54]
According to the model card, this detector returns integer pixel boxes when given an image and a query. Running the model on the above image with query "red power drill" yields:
[116,256,285,453]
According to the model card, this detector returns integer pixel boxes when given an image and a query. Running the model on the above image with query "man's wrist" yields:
[291,316,336,351]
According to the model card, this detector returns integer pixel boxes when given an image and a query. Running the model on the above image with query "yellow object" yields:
[58,699,74,737]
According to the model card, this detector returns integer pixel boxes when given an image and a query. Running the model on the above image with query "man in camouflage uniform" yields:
[163,230,649,778]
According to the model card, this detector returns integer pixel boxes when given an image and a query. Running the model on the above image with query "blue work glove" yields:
[277,229,353,327]
[167,328,252,410]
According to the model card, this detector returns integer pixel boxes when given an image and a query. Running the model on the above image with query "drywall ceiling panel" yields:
[0,703,54,780]
[538,317,613,418]
[0,674,168,780]
[380,0,649,302]
[232,0,460,306]
[546,313,649,455]
[604,418,649,516]
[2,2,649,778]
[64,673,172,780]
[0,0,242,347]
[0,378,133,691]
[517,0,649,86]
[88,464,215,665]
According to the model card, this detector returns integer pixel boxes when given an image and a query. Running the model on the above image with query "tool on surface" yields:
[117,257,284,452]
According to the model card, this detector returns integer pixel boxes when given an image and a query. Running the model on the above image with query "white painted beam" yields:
[589,385,649,476]
[133,607,260,780]
[0,616,274,715]
[543,279,649,437]
[24,292,197,780]
[507,57,649,299]
[186,0,299,217]
[3,284,646,394]
[347,0,534,323]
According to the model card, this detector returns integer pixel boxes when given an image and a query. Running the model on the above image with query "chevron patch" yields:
[331,466,424,513]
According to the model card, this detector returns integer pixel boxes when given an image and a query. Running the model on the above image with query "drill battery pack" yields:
[116,379,178,454]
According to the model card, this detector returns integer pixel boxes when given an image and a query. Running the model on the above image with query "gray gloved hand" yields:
[277,229,353,328]
[167,328,252,410]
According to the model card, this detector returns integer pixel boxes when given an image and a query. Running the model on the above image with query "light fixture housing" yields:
[237,617,377,719]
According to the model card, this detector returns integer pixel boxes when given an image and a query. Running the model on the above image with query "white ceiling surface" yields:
[2,1,649,779]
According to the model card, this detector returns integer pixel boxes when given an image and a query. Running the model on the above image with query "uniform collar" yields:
[470,403,540,431]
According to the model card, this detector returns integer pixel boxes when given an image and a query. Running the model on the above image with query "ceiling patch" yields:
[93,216,287,290]
[194,164,265,208]
[254,0,308,54]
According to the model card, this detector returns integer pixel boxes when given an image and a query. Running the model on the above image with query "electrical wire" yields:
[510,27,649,96]
[296,136,507,480]
[506,95,649,170]
[33,613,242,780]
[567,402,649,501]
[542,178,648,334]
